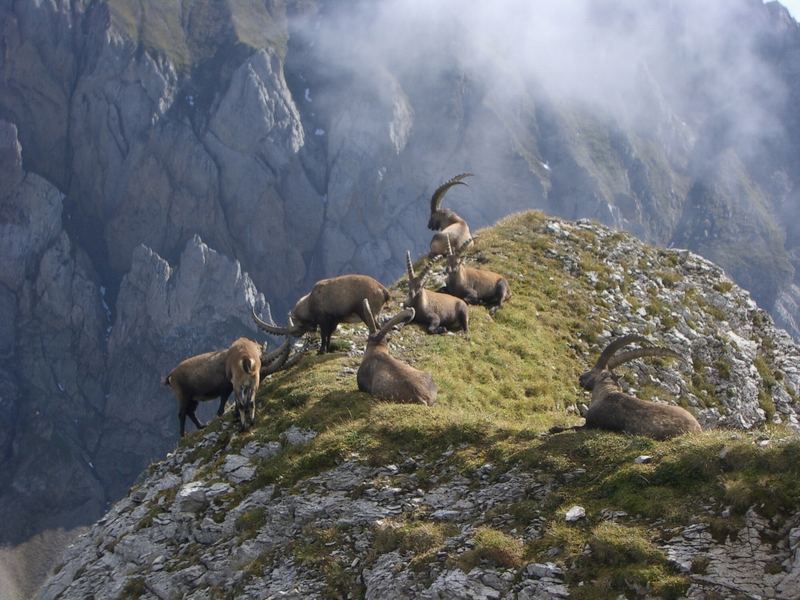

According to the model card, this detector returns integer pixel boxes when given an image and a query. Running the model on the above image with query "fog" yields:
[293,0,789,161]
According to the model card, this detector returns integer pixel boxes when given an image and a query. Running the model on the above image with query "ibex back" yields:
[253,274,390,353]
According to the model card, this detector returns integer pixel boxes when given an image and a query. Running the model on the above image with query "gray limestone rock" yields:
[280,425,318,447]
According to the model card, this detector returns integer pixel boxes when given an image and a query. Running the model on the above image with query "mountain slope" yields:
[38,212,800,599]
[4,0,800,594]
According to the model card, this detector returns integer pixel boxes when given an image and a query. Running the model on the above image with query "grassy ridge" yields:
[182,210,799,598]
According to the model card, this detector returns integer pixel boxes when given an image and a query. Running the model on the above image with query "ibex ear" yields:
[243,357,254,374]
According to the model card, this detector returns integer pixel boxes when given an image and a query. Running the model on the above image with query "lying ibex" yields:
[252,274,390,353]
[404,251,468,334]
[357,300,438,405]
[444,236,511,310]
[428,172,474,257]
[569,335,702,440]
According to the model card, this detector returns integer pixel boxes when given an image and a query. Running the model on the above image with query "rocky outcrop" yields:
[36,431,800,600]
[0,120,110,598]
[34,211,800,600]
[539,217,800,430]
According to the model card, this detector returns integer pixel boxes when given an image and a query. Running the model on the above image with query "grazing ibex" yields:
[165,338,260,437]
[428,173,474,257]
[404,251,469,334]
[357,300,438,405]
[165,337,302,438]
[571,335,702,440]
[252,274,390,353]
[444,236,511,310]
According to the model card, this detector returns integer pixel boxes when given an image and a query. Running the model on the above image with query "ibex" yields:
[252,274,390,353]
[357,299,438,405]
[404,251,469,334]
[428,172,474,257]
[570,334,702,440]
[444,236,511,310]
[164,337,302,437]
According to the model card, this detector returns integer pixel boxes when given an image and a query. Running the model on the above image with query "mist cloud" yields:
[293,0,788,157]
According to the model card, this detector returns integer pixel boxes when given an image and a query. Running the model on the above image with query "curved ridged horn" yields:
[281,341,311,371]
[417,259,433,284]
[406,251,416,281]
[252,308,304,337]
[446,234,454,257]
[606,347,684,371]
[594,334,650,370]
[430,173,473,214]
[261,337,291,365]
[457,237,473,255]
[362,298,378,334]
[261,338,292,376]
[374,308,415,342]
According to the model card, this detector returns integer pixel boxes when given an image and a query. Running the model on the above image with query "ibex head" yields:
[362,298,415,350]
[580,334,683,391]
[233,355,260,431]
[428,173,472,230]
[404,251,433,306]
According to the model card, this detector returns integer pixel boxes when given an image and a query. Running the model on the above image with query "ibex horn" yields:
[361,298,378,334]
[594,334,650,370]
[261,338,292,376]
[406,251,416,280]
[252,308,305,337]
[430,172,473,214]
[606,346,685,371]
[261,337,291,365]
[418,259,433,285]
[374,308,415,342]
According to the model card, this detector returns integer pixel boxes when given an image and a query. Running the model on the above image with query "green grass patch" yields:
[458,527,524,571]
[373,521,457,570]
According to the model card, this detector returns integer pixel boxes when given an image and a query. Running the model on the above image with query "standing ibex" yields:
[573,334,702,440]
[404,251,468,334]
[444,236,511,310]
[357,300,438,405]
[165,337,303,438]
[428,172,474,257]
[252,274,390,353]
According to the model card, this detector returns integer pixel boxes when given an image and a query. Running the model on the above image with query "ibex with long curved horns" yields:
[404,251,469,334]
[428,173,474,257]
[444,236,511,310]
[573,334,702,440]
[165,336,304,437]
[252,274,390,353]
[357,300,438,405]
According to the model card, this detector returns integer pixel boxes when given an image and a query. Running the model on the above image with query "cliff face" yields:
[0,120,270,598]
[3,0,800,595]
[36,212,800,600]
